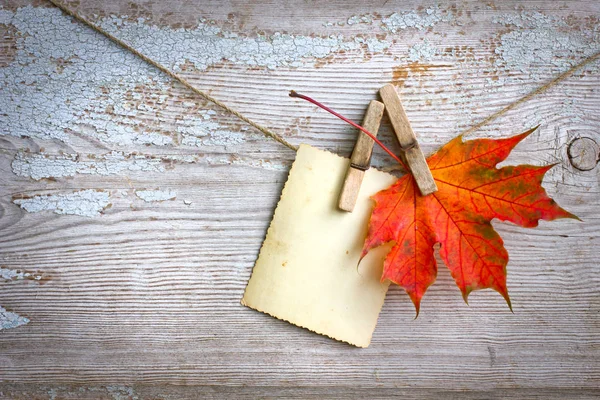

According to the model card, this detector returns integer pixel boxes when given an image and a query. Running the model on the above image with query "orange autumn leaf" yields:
[362,127,577,314]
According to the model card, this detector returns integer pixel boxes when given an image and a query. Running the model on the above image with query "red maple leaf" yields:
[362,128,577,314]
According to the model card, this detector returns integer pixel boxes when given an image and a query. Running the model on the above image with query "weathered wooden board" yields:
[0,0,599,398]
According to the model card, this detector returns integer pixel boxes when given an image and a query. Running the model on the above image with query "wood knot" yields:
[568,137,599,171]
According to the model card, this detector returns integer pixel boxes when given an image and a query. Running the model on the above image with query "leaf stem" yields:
[289,90,407,169]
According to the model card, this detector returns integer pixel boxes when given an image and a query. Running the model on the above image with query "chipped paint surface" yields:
[381,6,452,32]
[179,110,246,148]
[0,3,598,216]
[1,267,42,282]
[0,2,597,392]
[0,306,29,331]
[230,155,289,171]
[192,153,289,171]
[43,385,140,400]
[0,4,596,152]
[0,6,168,145]
[408,39,437,62]
[493,12,599,79]
[347,14,374,26]
[106,385,139,400]
[13,190,110,217]
[100,15,390,71]
[135,189,177,202]
[326,8,452,31]
[0,6,255,148]
[12,151,165,180]
[0,5,391,160]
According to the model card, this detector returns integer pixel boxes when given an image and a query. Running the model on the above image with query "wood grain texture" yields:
[0,0,599,398]
[338,99,384,211]
[379,84,438,195]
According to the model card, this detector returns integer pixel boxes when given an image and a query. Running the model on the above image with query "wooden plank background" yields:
[0,0,598,398]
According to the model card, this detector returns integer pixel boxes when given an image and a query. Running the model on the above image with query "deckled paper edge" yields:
[241,144,395,348]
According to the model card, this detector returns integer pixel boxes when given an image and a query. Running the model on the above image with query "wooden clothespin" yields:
[379,84,438,196]
[338,100,385,212]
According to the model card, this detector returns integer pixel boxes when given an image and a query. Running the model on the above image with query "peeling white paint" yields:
[0,6,171,145]
[99,15,390,71]
[382,6,452,33]
[197,154,290,171]
[12,153,78,181]
[12,151,165,180]
[0,7,260,148]
[0,9,13,24]
[11,148,292,180]
[47,388,58,400]
[229,156,290,171]
[493,12,600,79]
[347,14,374,26]
[156,152,289,170]
[13,189,110,217]
[178,110,246,148]
[404,9,600,133]
[106,386,139,400]
[0,6,391,150]
[354,36,390,53]
[408,39,437,62]
[135,189,177,202]
[327,8,452,31]
[0,306,29,331]
[43,386,139,400]
[1,5,596,178]
[1,267,42,282]
[162,154,198,163]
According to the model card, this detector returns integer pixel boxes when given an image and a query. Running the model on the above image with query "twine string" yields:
[46,0,298,152]
[460,51,600,138]
[47,0,600,159]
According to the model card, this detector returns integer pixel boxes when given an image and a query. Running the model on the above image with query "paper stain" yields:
[1,266,42,282]
[0,305,29,331]
[13,189,110,217]
[135,189,177,202]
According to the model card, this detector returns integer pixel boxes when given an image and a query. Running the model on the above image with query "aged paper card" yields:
[242,144,397,347]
